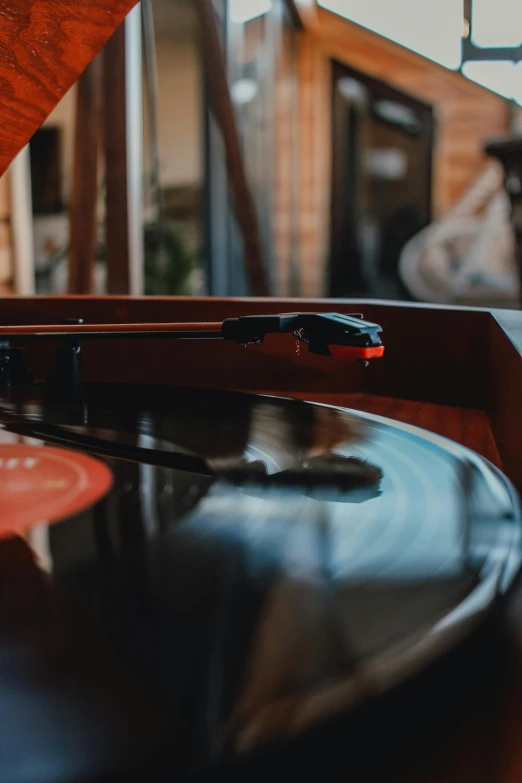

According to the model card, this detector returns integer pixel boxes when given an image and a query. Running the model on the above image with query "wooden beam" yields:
[285,0,306,29]
[195,0,270,296]
[293,0,319,28]
[103,22,129,295]
[0,0,139,175]
[68,58,102,295]
[102,10,143,295]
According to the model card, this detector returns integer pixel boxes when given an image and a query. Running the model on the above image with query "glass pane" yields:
[330,63,433,299]
[461,60,522,105]
[472,0,522,48]
[228,5,276,286]
[319,0,462,69]
[145,0,206,295]
[225,0,300,295]
[30,87,76,294]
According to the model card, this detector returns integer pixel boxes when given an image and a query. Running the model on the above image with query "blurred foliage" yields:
[144,222,194,295]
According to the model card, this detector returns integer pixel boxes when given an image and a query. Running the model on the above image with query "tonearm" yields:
[0,312,384,386]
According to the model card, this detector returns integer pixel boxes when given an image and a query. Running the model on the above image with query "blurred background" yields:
[0,0,521,306]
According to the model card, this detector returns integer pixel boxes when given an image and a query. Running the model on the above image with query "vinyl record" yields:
[0,384,520,782]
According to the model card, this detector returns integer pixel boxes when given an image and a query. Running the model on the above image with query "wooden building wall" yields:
[297,33,331,297]
[294,2,510,296]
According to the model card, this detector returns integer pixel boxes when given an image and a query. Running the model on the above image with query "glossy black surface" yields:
[0,385,520,782]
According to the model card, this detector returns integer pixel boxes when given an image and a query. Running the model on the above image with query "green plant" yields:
[143,222,194,295]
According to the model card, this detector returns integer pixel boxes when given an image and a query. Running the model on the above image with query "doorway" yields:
[330,61,433,298]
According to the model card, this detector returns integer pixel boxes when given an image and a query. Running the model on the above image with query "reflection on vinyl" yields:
[0,385,520,781]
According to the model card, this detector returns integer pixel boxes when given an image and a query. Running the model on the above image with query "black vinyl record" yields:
[0,385,520,782]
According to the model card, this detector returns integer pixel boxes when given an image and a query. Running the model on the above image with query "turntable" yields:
[0,298,521,783]
[2,2,522,782]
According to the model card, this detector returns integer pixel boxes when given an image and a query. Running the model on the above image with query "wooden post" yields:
[68,57,101,294]
[195,0,270,296]
[102,7,143,295]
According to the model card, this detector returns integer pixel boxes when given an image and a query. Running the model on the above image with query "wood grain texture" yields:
[273,11,299,295]
[0,0,139,174]
[297,31,331,296]
[361,304,490,408]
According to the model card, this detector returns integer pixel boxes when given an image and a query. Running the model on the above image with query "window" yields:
[461,60,522,104]
[472,0,522,48]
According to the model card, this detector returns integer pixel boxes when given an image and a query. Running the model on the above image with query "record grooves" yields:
[0,383,520,782]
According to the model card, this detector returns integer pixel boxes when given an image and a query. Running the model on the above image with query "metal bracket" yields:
[0,342,29,386]
[55,319,83,385]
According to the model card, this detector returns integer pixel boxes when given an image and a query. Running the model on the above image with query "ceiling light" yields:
[231,78,259,104]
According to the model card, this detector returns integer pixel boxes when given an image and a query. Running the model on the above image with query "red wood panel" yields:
[0,296,495,407]
[0,0,139,174]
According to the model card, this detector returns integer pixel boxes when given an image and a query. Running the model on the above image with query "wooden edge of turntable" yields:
[0,297,495,406]
[277,391,503,472]
[488,313,522,493]
[0,298,521,492]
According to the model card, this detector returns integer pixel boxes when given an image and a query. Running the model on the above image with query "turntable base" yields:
[0,296,522,783]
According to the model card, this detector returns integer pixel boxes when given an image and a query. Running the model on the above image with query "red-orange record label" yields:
[0,444,113,537]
